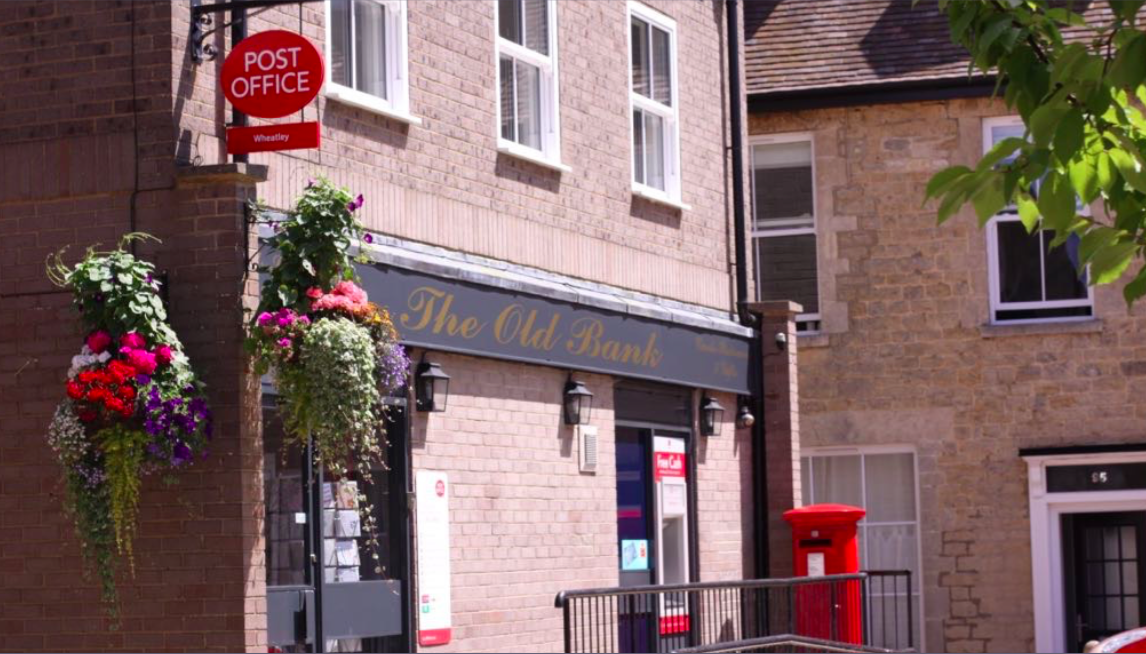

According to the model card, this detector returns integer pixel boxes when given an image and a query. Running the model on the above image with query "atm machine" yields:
[653,435,690,642]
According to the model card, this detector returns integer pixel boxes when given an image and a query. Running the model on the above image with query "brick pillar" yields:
[748,300,802,578]
[135,162,268,651]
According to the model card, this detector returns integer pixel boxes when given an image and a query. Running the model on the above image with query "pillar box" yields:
[783,504,866,645]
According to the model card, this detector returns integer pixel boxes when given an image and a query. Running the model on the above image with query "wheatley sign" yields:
[358,263,753,394]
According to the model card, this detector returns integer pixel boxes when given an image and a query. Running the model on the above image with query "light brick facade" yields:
[750,96,1146,653]
[0,2,774,652]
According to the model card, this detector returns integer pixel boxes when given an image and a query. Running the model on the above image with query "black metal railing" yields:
[672,634,902,653]
[555,571,913,654]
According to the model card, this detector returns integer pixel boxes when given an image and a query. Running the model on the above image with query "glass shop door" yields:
[264,399,412,653]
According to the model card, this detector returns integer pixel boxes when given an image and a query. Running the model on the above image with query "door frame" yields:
[1025,452,1146,653]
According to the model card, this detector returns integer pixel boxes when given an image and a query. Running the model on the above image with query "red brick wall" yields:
[168,0,740,309]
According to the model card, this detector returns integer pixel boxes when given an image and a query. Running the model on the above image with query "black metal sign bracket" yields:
[190,0,324,64]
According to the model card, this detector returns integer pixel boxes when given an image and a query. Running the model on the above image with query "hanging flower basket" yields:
[247,179,410,570]
[45,234,213,621]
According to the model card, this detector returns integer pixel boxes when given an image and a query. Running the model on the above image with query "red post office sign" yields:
[221,30,324,119]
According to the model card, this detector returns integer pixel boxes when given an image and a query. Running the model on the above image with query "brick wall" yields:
[410,352,747,652]
[751,97,1146,652]
[168,0,739,310]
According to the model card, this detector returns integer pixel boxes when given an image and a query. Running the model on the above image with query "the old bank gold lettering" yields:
[400,286,485,339]
[565,317,663,367]
[494,304,560,351]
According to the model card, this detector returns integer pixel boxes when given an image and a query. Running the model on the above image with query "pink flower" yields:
[306,287,323,299]
[298,315,311,325]
[120,332,146,350]
[277,338,292,349]
[257,312,273,326]
[332,281,368,304]
[154,345,173,366]
[123,348,158,375]
[86,330,112,353]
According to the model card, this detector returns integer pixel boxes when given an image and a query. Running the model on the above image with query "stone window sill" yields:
[979,319,1104,339]
[797,332,831,349]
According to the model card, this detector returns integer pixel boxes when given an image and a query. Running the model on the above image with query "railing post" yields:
[563,600,572,654]
[907,570,914,651]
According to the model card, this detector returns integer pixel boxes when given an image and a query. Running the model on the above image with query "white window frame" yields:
[802,445,926,648]
[1024,450,1146,653]
[627,1,683,207]
[325,0,419,125]
[982,116,1093,325]
[494,0,565,171]
[750,133,821,331]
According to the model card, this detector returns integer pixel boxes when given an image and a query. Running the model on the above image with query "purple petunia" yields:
[363,232,373,244]
[346,193,365,213]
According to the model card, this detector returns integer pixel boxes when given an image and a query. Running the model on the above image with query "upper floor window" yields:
[496,0,560,164]
[327,0,412,119]
[983,117,1093,324]
[629,2,680,203]
[751,136,820,332]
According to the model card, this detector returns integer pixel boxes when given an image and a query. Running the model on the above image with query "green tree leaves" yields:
[926,0,1146,305]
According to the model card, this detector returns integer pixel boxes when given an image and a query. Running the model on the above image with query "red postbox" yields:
[783,503,866,645]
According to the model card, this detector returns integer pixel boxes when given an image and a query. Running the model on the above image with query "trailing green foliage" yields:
[920,0,1146,304]
[99,424,149,570]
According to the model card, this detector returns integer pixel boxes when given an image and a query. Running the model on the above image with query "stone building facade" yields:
[0,1,795,652]
[747,2,1146,653]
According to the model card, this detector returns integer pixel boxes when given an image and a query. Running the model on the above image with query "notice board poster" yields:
[416,471,452,646]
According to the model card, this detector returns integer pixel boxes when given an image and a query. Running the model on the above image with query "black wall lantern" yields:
[700,395,725,436]
[563,379,594,426]
[415,360,451,412]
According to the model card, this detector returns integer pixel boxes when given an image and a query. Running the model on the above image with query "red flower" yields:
[154,345,173,366]
[66,381,83,400]
[106,359,136,383]
[105,397,125,414]
[123,349,157,375]
[78,370,96,384]
[118,385,136,401]
[78,410,97,423]
[306,287,324,299]
[120,332,146,350]
[86,330,112,354]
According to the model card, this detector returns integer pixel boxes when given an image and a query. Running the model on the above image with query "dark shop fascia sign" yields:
[358,264,752,394]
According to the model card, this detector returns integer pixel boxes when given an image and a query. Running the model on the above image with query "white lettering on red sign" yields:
[655,452,686,480]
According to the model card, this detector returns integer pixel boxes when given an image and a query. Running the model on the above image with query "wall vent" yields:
[578,425,598,474]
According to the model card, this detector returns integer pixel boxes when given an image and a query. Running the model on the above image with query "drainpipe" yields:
[726,0,771,580]
[726,0,752,328]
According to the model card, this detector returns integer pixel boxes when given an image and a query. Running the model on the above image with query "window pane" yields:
[499,56,515,141]
[651,26,671,105]
[811,455,862,506]
[990,122,1026,165]
[1044,232,1088,301]
[997,220,1043,303]
[754,234,819,314]
[800,457,810,505]
[524,0,548,55]
[632,110,645,185]
[498,0,521,43]
[331,0,351,88]
[753,142,814,229]
[643,112,665,191]
[514,60,541,150]
[631,17,649,97]
[865,524,919,581]
[353,0,387,99]
[864,454,916,523]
